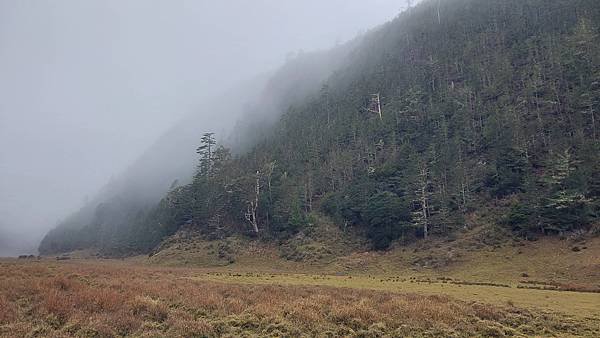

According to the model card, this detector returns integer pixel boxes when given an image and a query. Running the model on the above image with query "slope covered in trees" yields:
[39,43,356,255]
[40,0,600,256]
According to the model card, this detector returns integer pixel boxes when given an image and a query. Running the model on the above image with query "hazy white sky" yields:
[0,0,407,255]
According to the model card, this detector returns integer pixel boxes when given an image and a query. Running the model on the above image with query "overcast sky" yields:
[0,0,407,255]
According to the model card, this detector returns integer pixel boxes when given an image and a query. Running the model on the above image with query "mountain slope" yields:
[41,0,600,256]
[39,43,358,255]
[37,78,265,255]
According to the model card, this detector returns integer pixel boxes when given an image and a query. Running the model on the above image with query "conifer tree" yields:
[196,132,217,177]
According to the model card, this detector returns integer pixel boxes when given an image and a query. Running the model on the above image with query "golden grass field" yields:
[1,253,599,337]
[2,223,599,337]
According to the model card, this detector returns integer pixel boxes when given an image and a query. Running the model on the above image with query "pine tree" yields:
[196,132,217,177]
[541,150,590,233]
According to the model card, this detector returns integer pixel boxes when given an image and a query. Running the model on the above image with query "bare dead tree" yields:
[589,103,597,141]
[245,170,261,233]
[366,93,382,120]
[305,173,313,212]
[413,164,431,239]
[264,161,276,228]
[264,161,276,198]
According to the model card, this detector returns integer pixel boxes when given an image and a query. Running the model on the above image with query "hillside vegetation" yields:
[40,0,600,256]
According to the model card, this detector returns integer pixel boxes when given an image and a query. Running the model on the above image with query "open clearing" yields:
[152,230,600,319]
[5,232,596,337]
[1,259,599,337]
[195,272,600,320]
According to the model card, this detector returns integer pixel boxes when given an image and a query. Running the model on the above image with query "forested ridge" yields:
[40,0,600,255]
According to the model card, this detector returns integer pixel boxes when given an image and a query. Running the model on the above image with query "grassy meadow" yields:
[1,254,599,337]
[0,234,600,337]
[2,226,599,337]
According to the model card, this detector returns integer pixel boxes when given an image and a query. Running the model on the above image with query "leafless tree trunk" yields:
[265,161,276,198]
[306,174,313,212]
[421,168,429,239]
[590,104,597,141]
[414,165,430,239]
[245,170,261,233]
[367,93,382,120]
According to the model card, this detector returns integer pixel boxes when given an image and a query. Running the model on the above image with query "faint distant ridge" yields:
[0,226,38,257]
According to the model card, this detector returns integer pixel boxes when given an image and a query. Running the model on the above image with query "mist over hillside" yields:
[40,0,600,257]
[0,0,406,256]
[0,228,24,257]
[36,76,267,254]
[39,43,363,255]
[3,1,600,337]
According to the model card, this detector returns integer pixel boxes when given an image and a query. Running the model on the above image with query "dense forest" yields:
[40,0,600,255]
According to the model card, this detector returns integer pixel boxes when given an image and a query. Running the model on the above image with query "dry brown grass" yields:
[0,259,597,337]
[0,295,14,325]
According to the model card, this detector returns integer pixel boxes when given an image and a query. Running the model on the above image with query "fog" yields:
[0,0,407,256]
